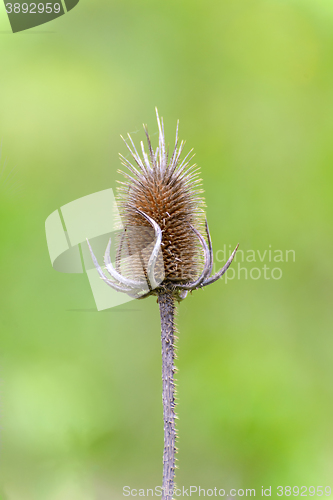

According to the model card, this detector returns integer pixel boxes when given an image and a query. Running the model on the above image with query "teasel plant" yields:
[87,109,238,500]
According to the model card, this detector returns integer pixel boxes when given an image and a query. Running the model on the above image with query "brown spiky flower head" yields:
[117,109,206,293]
[87,109,238,500]
[87,108,238,299]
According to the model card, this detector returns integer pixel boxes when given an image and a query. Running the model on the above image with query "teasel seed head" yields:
[116,108,206,288]
[87,109,238,301]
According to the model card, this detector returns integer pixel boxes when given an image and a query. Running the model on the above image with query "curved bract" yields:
[87,210,238,300]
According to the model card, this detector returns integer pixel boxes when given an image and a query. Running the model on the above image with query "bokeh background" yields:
[0,0,333,498]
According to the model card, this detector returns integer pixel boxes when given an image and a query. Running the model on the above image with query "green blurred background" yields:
[0,0,333,498]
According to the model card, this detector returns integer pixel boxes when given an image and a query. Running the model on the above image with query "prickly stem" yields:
[158,292,177,500]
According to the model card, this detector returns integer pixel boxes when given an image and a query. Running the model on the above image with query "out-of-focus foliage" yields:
[0,0,332,498]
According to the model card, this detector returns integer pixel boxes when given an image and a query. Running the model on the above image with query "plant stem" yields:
[158,292,176,500]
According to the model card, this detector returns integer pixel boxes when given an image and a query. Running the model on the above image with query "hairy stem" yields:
[158,292,176,500]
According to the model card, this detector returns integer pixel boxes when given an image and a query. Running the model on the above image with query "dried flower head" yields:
[87,108,238,300]
[117,109,205,287]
